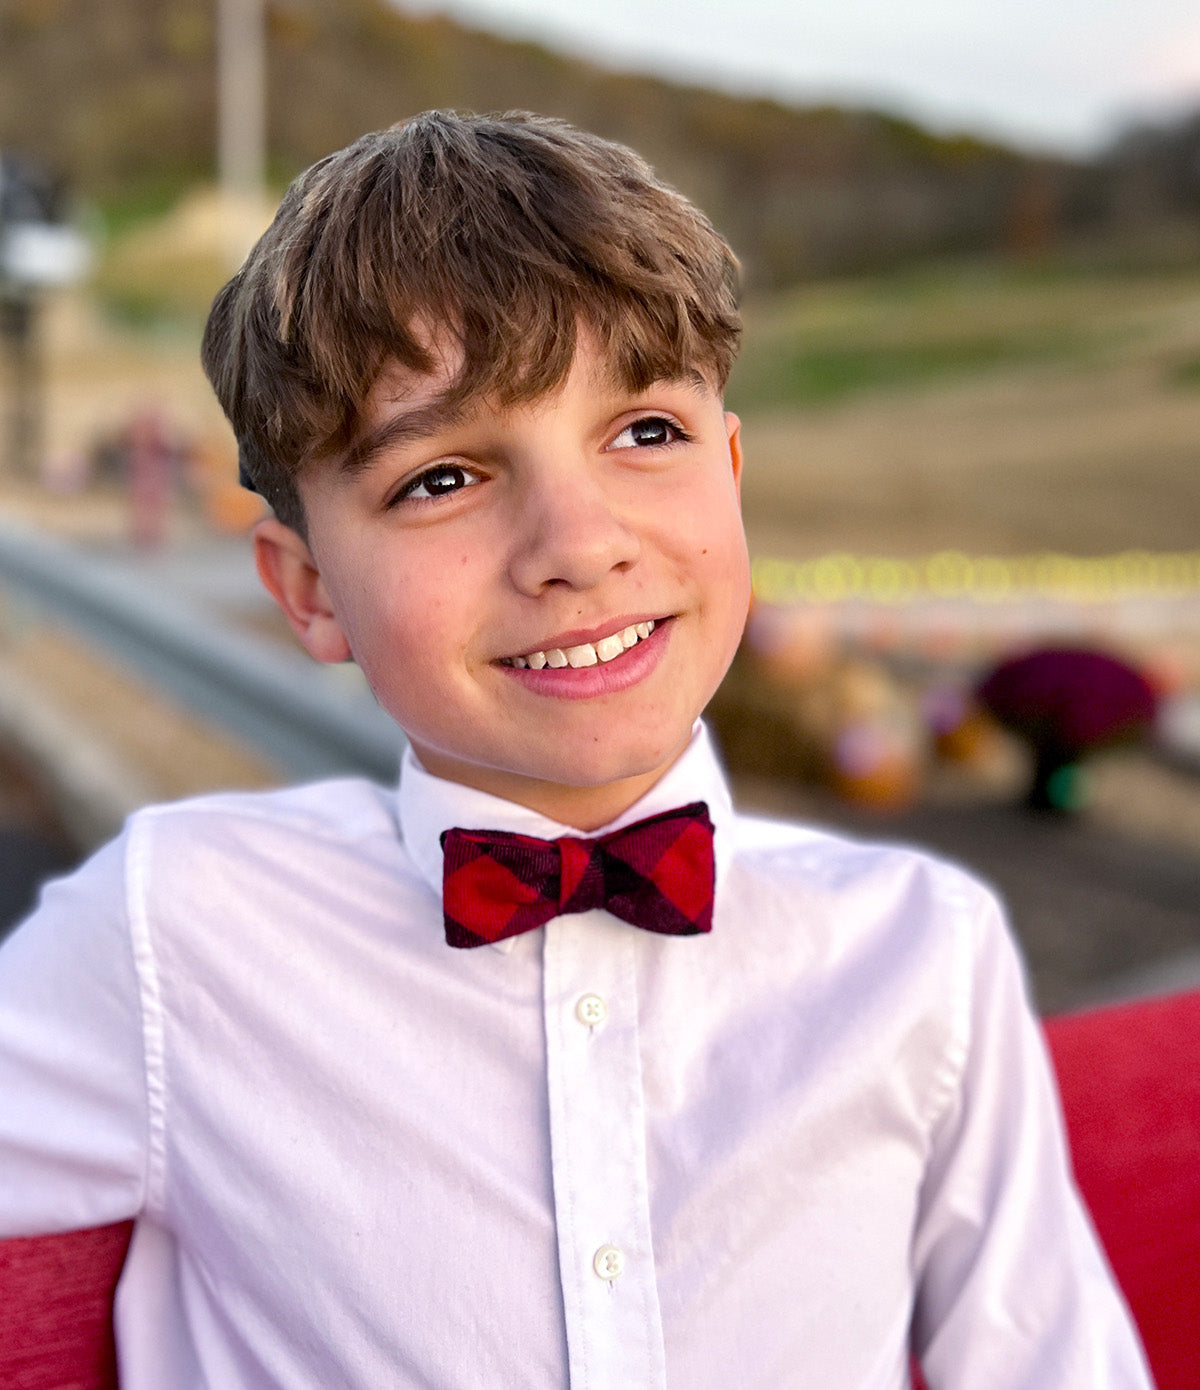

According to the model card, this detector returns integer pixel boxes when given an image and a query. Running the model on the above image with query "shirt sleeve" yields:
[910,883,1153,1389]
[0,829,149,1236]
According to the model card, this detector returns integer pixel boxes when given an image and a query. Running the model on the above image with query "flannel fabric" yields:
[440,802,715,948]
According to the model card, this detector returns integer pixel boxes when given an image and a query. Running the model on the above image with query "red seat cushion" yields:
[0,1220,133,1390]
[1045,989,1200,1390]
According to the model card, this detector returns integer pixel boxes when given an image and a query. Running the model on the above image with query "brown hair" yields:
[202,110,742,533]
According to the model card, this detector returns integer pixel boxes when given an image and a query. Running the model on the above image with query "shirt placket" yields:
[543,915,667,1390]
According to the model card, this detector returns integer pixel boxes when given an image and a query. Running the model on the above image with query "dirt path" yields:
[740,359,1200,559]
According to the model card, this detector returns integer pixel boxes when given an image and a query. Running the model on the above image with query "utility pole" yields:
[0,293,36,478]
[0,154,89,479]
[217,0,267,266]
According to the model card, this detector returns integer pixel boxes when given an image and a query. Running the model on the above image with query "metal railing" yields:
[0,519,402,785]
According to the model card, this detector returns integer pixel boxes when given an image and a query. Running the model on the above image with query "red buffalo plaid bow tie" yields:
[440,802,715,948]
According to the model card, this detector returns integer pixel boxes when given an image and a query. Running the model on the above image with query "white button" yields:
[575,993,607,1027]
[593,1244,625,1281]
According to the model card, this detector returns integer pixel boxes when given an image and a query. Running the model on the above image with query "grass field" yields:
[727,261,1200,561]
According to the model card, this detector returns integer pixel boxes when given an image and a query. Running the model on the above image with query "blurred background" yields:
[0,0,1197,1010]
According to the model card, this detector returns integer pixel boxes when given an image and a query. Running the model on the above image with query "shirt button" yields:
[593,1244,625,1281]
[575,993,607,1027]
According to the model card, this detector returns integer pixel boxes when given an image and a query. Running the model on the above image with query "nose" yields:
[507,468,641,595]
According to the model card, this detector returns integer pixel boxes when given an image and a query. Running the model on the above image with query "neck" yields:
[409,744,690,833]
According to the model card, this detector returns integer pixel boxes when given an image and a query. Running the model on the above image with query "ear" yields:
[253,518,353,664]
[725,411,744,499]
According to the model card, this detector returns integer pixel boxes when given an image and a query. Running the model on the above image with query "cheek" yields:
[715,549,753,639]
[695,496,750,587]
[354,609,451,729]
[381,600,448,670]
[330,568,423,669]
[705,521,753,644]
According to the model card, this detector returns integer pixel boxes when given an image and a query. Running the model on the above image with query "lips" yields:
[501,620,656,670]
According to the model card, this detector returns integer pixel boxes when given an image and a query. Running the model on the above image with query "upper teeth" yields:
[506,620,655,670]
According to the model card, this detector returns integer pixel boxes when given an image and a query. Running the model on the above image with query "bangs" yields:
[203,111,741,530]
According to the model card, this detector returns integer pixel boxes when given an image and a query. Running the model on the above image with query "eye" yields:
[609,416,690,450]
[395,463,481,503]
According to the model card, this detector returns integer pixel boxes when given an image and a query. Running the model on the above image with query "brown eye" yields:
[611,416,685,450]
[631,418,672,446]
[400,464,479,502]
[423,466,469,495]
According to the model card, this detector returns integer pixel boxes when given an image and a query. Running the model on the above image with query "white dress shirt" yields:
[0,724,1150,1388]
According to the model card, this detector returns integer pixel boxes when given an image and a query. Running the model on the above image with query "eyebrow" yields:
[338,367,712,476]
[340,397,464,477]
[599,366,708,393]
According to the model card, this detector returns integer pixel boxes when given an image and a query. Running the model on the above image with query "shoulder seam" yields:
[918,866,982,1141]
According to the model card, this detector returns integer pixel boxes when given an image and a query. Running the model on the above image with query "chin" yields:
[531,729,691,792]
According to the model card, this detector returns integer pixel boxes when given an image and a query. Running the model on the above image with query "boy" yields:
[0,112,1150,1387]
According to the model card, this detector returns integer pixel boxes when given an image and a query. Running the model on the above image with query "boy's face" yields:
[255,334,751,829]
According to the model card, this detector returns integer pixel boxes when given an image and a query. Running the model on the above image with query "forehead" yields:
[366,326,619,409]
[364,338,464,422]
[357,333,710,440]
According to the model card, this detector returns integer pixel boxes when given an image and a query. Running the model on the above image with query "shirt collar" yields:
[398,721,735,943]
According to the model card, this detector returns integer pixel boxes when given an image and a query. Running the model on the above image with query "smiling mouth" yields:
[500,620,657,670]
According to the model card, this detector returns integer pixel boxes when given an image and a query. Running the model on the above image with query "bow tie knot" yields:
[557,837,608,914]
[441,802,715,949]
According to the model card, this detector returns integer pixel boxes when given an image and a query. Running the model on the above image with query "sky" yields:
[398,0,1200,155]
